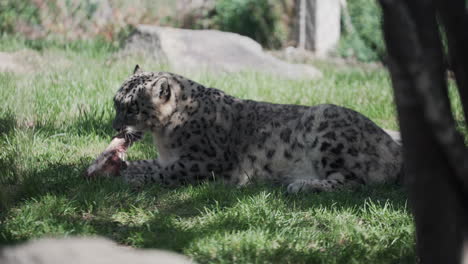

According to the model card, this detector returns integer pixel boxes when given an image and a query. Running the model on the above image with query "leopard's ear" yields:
[158,78,171,102]
[133,64,143,75]
[151,77,171,103]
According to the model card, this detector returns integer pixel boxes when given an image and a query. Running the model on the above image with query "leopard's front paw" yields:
[286,180,308,194]
[286,180,328,194]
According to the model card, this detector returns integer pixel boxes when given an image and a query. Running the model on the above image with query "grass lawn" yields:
[0,36,437,263]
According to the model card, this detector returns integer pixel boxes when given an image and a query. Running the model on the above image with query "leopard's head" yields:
[112,65,187,139]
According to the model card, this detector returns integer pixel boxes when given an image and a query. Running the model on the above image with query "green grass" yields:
[0,37,427,263]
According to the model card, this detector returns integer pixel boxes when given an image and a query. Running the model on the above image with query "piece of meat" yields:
[85,134,131,178]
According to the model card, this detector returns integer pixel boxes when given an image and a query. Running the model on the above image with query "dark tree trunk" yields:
[377,0,468,263]
[437,0,468,121]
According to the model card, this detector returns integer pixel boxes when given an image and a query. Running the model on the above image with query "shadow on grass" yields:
[0,162,85,209]
[33,113,115,139]
[0,110,16,136]
[26,183,409,262]
[0,154,412,262]
[68,106,115,138]
[1,156,409,217]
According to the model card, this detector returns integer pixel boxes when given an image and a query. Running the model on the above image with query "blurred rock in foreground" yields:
[0,236,193,264]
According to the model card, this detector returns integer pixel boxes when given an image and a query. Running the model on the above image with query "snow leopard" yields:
[85,65,402,193]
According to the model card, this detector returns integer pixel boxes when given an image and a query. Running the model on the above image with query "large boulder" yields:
[123,25,322,80]
[0,236,193,264]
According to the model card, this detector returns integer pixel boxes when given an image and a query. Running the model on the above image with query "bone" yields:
[85,134,132,178]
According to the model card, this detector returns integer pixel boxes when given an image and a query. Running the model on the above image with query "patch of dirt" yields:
[0,50,42,74]
[0,49,72,75]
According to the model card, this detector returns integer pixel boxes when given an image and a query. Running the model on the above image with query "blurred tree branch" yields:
[378,0,468,262]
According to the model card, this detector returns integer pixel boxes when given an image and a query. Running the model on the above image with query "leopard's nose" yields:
[112,120,123,132]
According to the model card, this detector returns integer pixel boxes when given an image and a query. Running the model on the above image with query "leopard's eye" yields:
[127,104,138,115]
[114,100,125,112]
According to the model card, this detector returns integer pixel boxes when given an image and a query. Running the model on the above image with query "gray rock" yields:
[0,236,193,264]
[123,25,322,80]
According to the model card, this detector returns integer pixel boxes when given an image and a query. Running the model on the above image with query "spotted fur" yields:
[110,66,402,193]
